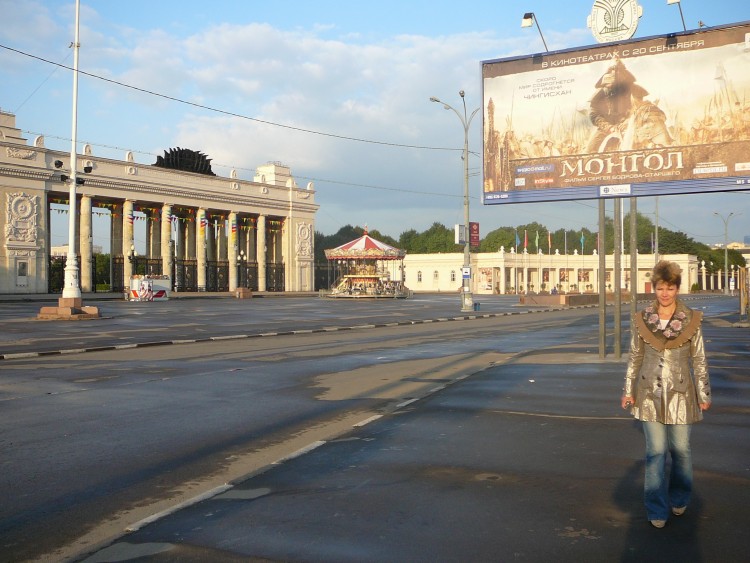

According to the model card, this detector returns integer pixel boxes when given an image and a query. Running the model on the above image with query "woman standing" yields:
[621,260,711,528]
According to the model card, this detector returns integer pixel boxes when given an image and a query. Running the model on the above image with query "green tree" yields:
[398,222,460,253]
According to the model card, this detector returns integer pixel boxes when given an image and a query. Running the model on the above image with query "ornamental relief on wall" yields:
[5,192,38,244]
[296,222,312,257]
[6,147,37,160]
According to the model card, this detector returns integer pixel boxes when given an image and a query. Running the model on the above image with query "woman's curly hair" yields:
[651,260,682,288]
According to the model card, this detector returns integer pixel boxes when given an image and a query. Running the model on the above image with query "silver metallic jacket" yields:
[623,299,711,424]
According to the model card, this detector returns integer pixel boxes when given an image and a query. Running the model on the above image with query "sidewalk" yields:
[76,313,750,563]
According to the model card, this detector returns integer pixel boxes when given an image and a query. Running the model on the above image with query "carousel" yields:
[323,230,409,298]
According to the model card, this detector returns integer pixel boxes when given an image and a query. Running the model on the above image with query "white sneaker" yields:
[672,506,686,516]
[650,519,667,528]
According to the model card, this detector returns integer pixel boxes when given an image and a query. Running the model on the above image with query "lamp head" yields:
[429,96,439,103]
[83,165,92,173]
[521,12,534,28]
[54,160,64,169]
[459,90,465,98]
[666,0,680,5]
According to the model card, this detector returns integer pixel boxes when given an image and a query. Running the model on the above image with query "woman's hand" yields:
[699,402,711,411]
[621,395,634,409]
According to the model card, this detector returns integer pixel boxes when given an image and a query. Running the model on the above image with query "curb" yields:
[0,306,582,361]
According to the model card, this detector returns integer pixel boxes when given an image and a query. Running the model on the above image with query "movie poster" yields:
[482,22,750,204]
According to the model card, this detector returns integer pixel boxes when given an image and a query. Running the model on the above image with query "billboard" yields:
[482,21,750,205]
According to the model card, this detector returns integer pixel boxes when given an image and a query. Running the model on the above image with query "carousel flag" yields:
[580,232,585,253]
[515,230,520,251]
[535,230,539,252]
[524,230,528,250]
[548,231,552,254]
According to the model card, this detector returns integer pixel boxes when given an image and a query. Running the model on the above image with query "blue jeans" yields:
[642,421,693,520]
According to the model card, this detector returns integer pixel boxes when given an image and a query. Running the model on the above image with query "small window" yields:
[433,270,439,281]
[417,271,422,283]
[450,270,456,282]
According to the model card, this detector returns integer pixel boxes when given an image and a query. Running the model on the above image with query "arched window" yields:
[433,270,439,282]
[450,270,456,282]
[417,271,423,283]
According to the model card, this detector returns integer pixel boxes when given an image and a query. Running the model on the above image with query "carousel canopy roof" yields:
[324,231,406,260]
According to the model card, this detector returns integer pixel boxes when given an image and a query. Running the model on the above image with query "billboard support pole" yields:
[630,198,638,322]
[598,200,607,358]
[614,198,622,358]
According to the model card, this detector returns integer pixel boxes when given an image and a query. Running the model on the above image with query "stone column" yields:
[150,213,161,258]
[206,217,216,261]
[111,203,123,257]
[161,204,172,278]
[717,269,722,291]
[175,217,185,260]
[228,212,238,291]
[187,214,197,259]
[257,214,267,292]
[217,217,228,261]
[145,215,152,258]
[123,200,134,293]
[197,208,206,291]
[80,195,93,292]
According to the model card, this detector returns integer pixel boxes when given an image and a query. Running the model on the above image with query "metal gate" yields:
[48,256,66,293]
[112,256,126,293]
[48,255,106,293]
[266,262,285,292]
[173,259,198,292]
[206,261,229,292]
[130,257,163,277]
[238,261,259,291]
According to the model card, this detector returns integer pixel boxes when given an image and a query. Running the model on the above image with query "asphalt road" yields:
[1,295,747,562]
[0,294,548,359]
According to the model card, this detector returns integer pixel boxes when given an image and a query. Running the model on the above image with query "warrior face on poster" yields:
[482,22,750,203]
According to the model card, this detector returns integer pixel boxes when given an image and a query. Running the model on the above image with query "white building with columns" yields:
[403,248,713,295]
[0,110,318,295]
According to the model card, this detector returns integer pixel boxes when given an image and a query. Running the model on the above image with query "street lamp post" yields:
[430,91,479,312]
[62,0,83,300]
[713,211,738,296]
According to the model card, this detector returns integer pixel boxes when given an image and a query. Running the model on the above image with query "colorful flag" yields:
[580,232,585,252]
[524,230,528,249]
[515,230,520,250]
[535,230,539,252]
[548,231,552,253]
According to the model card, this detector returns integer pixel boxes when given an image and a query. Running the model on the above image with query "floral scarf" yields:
[635,299,702,351]
[642,305,687,340]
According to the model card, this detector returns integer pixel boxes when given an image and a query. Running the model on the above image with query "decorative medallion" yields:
[5,192,38,243]
[296,222,313,257]
[587,0,643,43]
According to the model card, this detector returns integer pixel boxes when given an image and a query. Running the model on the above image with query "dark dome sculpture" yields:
[154,147,216,176]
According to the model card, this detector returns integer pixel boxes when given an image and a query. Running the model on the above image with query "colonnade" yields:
[71,196,284,293]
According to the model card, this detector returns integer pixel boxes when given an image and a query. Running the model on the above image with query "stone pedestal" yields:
[235,288,253,299]
[37,297,101,320]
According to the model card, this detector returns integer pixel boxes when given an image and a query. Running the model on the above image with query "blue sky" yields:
[1,0,749,251]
